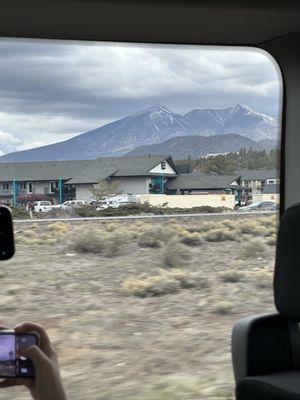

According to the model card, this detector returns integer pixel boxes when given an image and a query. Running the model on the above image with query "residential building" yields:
[237,169,279,193]
[166,172,240,195]
[0,155,177,204]
[252,183,280,203]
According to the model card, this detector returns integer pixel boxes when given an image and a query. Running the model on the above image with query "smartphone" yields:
[0,206,15,260]
[0,331,38,378]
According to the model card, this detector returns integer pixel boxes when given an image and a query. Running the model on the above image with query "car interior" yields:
[1,1,300,399]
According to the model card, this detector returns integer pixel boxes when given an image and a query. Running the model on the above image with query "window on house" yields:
[19,182,27,190]
[0,38,282,400]
[50,181,59,192]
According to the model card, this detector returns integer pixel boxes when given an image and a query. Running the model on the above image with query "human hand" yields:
[0,322,67,400]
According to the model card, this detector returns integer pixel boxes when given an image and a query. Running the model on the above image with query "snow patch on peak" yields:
[133,104,174,118]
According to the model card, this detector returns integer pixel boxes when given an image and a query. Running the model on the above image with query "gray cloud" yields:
[0,39,282,153]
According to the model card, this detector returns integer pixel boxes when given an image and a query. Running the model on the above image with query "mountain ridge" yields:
[0,104,279,162]
[126,133,265,159]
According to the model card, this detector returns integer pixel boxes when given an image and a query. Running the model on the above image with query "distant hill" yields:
[0,104,279,162]
[257,138,279,151]
[126,134,263,159]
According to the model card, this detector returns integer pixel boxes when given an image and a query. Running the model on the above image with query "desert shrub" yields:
[22,229,38,238]
[203,228,237,242]
[15,233,58,246]
[187,221,216,234]
[239,222,266,236]
[75,203,230,218]
[69,230,121,257]
[138,226,174,248]
[220,219,238,230]
[255,271,273,289]
[47,222,70,234]
[266,235,277,246]
[104,222,119,232]
[258,215,278,228]
[179,231,202,246]
[161,240,191,268]
[221,270,244,283]
[170,270,210,289]
[122,275,180,297]
[122,270,209,297]
[10,206,30,220]
[240,239,266,259]
[214,301,234,315]
[75,205,99,217]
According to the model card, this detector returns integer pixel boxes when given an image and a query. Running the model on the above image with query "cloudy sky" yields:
[0,38,282,155]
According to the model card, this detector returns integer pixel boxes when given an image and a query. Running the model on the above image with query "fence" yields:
[136,194,235,209]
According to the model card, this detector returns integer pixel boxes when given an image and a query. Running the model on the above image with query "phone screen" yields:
[0,333,37,377]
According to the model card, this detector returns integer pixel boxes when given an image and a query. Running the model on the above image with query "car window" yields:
[2,39,282,400]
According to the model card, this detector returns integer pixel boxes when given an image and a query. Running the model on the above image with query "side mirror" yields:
[0,206,15,260]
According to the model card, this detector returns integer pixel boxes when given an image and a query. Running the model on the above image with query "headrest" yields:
[274,203,300,321]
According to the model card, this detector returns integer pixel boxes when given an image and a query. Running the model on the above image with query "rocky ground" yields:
[0,214,277,400]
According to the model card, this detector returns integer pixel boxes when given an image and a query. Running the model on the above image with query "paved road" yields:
[14,210,276,223]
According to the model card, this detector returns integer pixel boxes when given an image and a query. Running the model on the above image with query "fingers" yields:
[14,322,51,349]
[0,325,8,330]
[19,345,50,368]
[0,379,23,388]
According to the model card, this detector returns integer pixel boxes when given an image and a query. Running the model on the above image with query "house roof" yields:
[237,169,279,181]
[263,184,280,194]
[0,160,93,181]
[166,173,240,191]
[67,155,176,184]
[0,155,176,184]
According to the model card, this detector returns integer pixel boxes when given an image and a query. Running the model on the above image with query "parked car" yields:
[59,200,87,210]
[33,201,53,213]
[239,201,278,212]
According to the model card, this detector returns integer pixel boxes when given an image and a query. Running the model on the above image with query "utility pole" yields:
[161,174,164,194]
[59,177,63,204]
[12,179,17,206]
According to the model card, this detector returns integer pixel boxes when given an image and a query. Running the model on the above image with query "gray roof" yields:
[263,184,280,194]
[0,155,175,184]
[166,173,240,191]
[67,155,176,184]
[0,160,92,181]
[237,169,279,181]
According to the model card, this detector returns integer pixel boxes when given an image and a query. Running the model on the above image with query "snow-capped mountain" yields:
[185,104,278,141]
[0,104,279,162]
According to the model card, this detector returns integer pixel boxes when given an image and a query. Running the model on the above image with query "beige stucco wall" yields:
[137,194,235,209]
[252,193,280,203]
[110,177,150,195]
[76,184,94,201]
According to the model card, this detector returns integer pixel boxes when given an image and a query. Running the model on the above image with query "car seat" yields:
[232,204,300,400]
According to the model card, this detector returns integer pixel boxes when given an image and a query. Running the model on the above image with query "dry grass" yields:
[138,226,171,248]
[240,239,267,259]
[214,301,234,315]
[161,240,192,268]
[179,231,202,246]
[69,229,122,257]
[203,228,237,242]
[123,269,209,297]
[3,214,277,400]
[221,270,244,283]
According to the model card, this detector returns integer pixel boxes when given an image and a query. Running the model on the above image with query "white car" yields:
[240,201,278,212]
[59,200,87,210]
[33,201,53,213]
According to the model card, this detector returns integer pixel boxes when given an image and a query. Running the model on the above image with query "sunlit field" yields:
[0,214,277,400]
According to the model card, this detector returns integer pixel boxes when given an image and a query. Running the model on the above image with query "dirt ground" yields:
[0,214,277,400]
